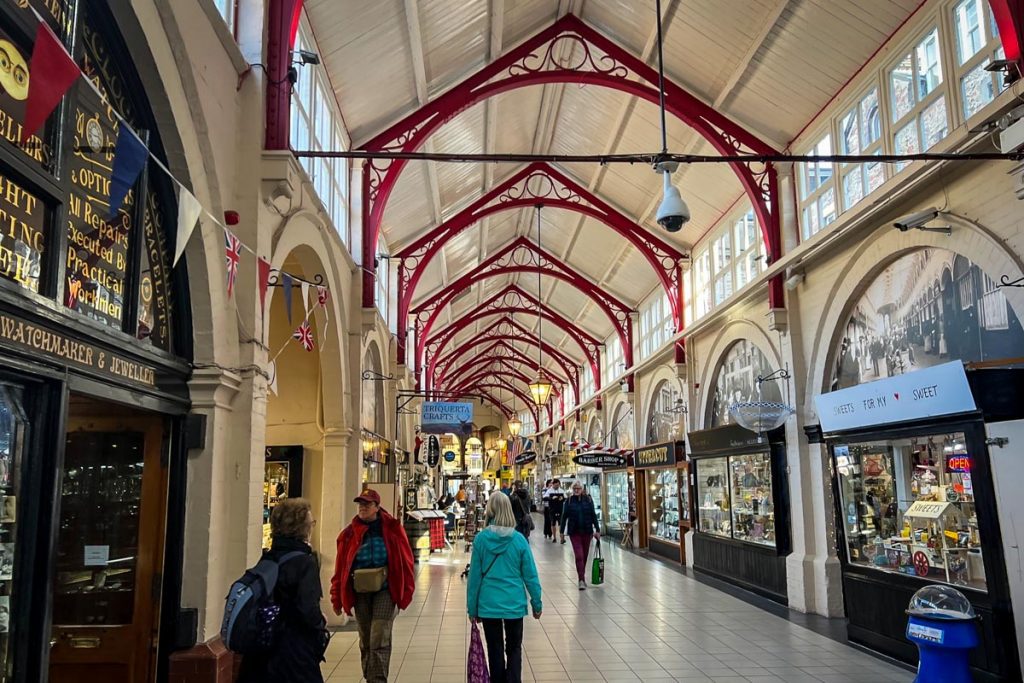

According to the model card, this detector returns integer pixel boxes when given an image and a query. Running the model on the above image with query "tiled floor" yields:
[321,530,914,682]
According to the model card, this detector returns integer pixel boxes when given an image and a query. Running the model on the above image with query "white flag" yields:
[173,185,202,265]
[301,282,311,318]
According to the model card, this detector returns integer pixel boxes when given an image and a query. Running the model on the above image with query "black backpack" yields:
[220,551,304,654]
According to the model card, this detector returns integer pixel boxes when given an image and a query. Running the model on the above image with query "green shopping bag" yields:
[591,538,604,585]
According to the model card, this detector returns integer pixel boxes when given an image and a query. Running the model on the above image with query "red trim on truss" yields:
[448,377,543,425]
[265,0,304,150]
[359,13,782,311]
[436,339,579,404]
[395,162,687,364]
[412,237,631,373]
[990,0,1024,70]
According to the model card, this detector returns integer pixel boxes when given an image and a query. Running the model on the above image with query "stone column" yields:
[776,161,800,256]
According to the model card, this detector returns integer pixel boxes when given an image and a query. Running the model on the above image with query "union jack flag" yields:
[224,228,242,298]
[292,320,315,351]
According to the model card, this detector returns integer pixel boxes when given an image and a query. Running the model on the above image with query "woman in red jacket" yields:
[331,489,415,683]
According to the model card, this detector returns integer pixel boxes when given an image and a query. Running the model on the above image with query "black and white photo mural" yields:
[831,249,1024,389]
[708,340,782,428]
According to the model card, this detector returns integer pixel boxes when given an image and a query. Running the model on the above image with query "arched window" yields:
[707,340,780,428]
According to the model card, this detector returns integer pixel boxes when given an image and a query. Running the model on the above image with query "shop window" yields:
[889,28,948,172]
[0,385,26,673]
[799,134,836,240]
[696,453,776,547]
[834,433,985,591]
[647,469,684,542]
[605,471,632,531]
[839,88,886,211]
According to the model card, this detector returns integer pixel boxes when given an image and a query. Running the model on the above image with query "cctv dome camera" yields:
[656,171,690,233]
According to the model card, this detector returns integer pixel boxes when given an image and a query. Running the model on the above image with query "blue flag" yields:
[282,273,293,324]
[108,125,148,219]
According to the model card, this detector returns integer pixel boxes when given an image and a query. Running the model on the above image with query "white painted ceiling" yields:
[304,0,922,399]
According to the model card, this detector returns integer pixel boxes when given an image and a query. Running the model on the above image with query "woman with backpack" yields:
[561,480,600,590]
[509,480,534,539]
[467,492,543,683]
[237,498,328,683]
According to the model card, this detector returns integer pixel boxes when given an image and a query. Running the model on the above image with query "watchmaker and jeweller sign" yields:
[0,309,156,388]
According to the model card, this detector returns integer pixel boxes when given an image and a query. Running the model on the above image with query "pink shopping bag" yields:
[467,621,490,683]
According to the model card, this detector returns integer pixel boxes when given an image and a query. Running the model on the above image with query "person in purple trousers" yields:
[560,481,599,590]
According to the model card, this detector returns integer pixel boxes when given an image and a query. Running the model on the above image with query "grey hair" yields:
[486,491,517,528]
[570,480,588,496]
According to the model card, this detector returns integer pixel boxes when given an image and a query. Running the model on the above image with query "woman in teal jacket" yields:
[467,491,542,683]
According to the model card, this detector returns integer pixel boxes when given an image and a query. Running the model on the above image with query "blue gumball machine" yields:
[906,585,980,682]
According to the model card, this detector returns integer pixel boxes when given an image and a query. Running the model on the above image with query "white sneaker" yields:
[578,580,586,590]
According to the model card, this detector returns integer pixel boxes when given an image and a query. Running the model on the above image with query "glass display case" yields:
[605,471,630,531]
[835,432,986,591]
[647,469,682,543]
[697,457,730,539]
[0,385,26,680]
[729,453,775,546]
[696,454,777,547]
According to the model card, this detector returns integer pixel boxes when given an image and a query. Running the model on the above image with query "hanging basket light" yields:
[528,369,554,407]
[728,401,794,434]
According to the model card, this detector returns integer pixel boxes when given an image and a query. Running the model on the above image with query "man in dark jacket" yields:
[544,479,567,544]
[238,498,327,683]
[561,481,600,590]
[510,480,534,539]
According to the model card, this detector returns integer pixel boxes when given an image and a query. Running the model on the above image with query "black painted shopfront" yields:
[812,363,1023,682]
[0,2,193,681]
[688,424,791,603]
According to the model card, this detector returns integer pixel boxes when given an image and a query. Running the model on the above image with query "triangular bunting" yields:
[224,228,242,298]
[282,273,293,324]
[108,126,148,218]
[173,185,202,266]
[257,258,272,312]
[300,281,310,318]
[292,320,314,352]
[22,21,80,143]
[316,286,329,307]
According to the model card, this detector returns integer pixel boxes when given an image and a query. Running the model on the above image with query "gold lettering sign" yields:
[635,443,675,468]
[0,171,46,292]
[25,0,74,38]
[0,27,56,172]
[0,310,156,387]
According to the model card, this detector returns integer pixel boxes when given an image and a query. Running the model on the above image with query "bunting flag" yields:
[22,22,80,142]
[257,257,272,312]
[224,228,242,298]
[316,286,329,307]
[108,126,148,218]
[300,281,310,318]
[282,273,293,324]
[173,186,202,266]
[292,320,314,351]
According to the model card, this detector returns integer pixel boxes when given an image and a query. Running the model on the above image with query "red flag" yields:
[257,257,272,311]
[316,285,329,307]
[22,21,80,143]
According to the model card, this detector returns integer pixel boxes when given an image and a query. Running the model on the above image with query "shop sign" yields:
[688,424,770,454]
[515,450,536,465]
[420,401,473,435]
[0,309,157,387]
[907,622,944,644]
[904,500,951,520]
[427,435,440,467]
[443,450,457,462]
[946,454,971,472]
[815,361,976,433]
[573,451,626,468]
[634,442,676,468]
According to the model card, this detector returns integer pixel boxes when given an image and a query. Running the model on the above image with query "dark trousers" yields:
[480,617,524,683]
[354,590,397,683]
[543,508,552,537]
[569,532,591,581]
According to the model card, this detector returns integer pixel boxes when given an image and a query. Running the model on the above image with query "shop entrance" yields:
[48,396,169,683]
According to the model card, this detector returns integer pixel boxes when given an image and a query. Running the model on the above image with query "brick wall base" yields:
[167,637,239,683]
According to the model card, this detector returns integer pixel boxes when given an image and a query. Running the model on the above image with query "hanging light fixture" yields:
[652,0,690,234]
[728,369,795,438]
[507,388,522,437]
[529,204,554,407]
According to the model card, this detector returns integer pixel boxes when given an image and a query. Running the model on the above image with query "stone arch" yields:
[806,222,1024,421]
[361,339,387,435]
[696,321,783,430]
[605,396,634,450]
[641,367,686,445]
